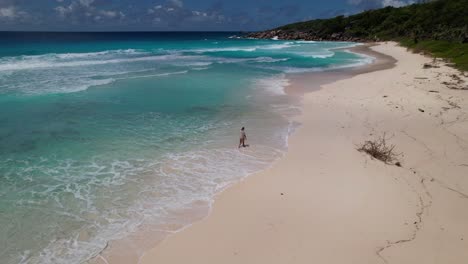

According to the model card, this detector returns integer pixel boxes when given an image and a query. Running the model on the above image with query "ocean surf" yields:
[0,32,371,264]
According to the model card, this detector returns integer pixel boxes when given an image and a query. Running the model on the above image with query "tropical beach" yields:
[137,41,468,264]
[1,0,467,263]
[0,33,379,264]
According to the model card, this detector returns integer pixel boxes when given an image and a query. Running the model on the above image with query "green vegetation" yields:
[399,39,468,71]
[273,0,468,70]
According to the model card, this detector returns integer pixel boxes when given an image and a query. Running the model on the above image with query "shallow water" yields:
[0,32,370,264]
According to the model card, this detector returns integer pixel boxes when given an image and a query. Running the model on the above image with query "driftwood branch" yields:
[358,133,401,166]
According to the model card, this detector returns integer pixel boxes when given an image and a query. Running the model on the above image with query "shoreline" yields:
[133,44,392,262]
[90,43,389,264]
[138,41,468,264]
[285,43,396,95]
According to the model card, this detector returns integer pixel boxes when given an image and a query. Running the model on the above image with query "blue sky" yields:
[0,0,417,31]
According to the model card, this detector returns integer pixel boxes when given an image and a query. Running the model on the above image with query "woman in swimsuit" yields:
[239,127,247,148]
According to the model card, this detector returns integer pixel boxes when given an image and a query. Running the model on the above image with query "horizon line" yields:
[0,30,255,33]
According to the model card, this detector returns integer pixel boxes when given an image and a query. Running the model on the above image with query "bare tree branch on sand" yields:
[358,133,402,167]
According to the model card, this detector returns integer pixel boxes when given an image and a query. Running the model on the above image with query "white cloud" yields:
[100,10,117,18]
[79,0,95,8]
[0,6,15,18]
[192,11,207,17]
[54,0,96,18]
[0,6,28,20]
[382,0,414,7]
[148,5,163,14]
[55,0,124,21]
[55,5,73,17]
[347,0,414,8]
[144,0,231,28]
[101,10,125,19]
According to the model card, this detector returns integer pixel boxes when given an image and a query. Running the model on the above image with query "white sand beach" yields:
[138,42,468,264]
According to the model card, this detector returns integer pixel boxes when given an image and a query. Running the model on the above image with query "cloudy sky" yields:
[0,0,418,31]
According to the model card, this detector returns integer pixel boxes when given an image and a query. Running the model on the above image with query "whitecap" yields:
[114,71,189,80]
[260,43,296,50]
[192,47,257,53]
[54,49,146,59]
[253,57,289,63]
[0,53,206,72]
[191,67,210,71]
[254,74,290,95]
[190,42,295,54]
[293,51,335,58]
[294,40,317,44]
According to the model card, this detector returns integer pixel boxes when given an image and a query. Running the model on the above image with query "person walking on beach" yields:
[239,127,247,148]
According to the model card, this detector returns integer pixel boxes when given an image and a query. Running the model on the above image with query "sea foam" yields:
[0,36,372,264]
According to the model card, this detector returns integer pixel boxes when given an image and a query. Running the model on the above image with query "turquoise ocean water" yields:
[0,32,371,263]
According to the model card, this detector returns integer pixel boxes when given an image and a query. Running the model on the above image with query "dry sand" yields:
[139,42,468,264]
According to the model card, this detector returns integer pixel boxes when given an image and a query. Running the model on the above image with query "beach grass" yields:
[399,39,468,71]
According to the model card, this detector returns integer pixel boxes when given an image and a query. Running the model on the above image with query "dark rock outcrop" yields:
[246,29,369,42]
